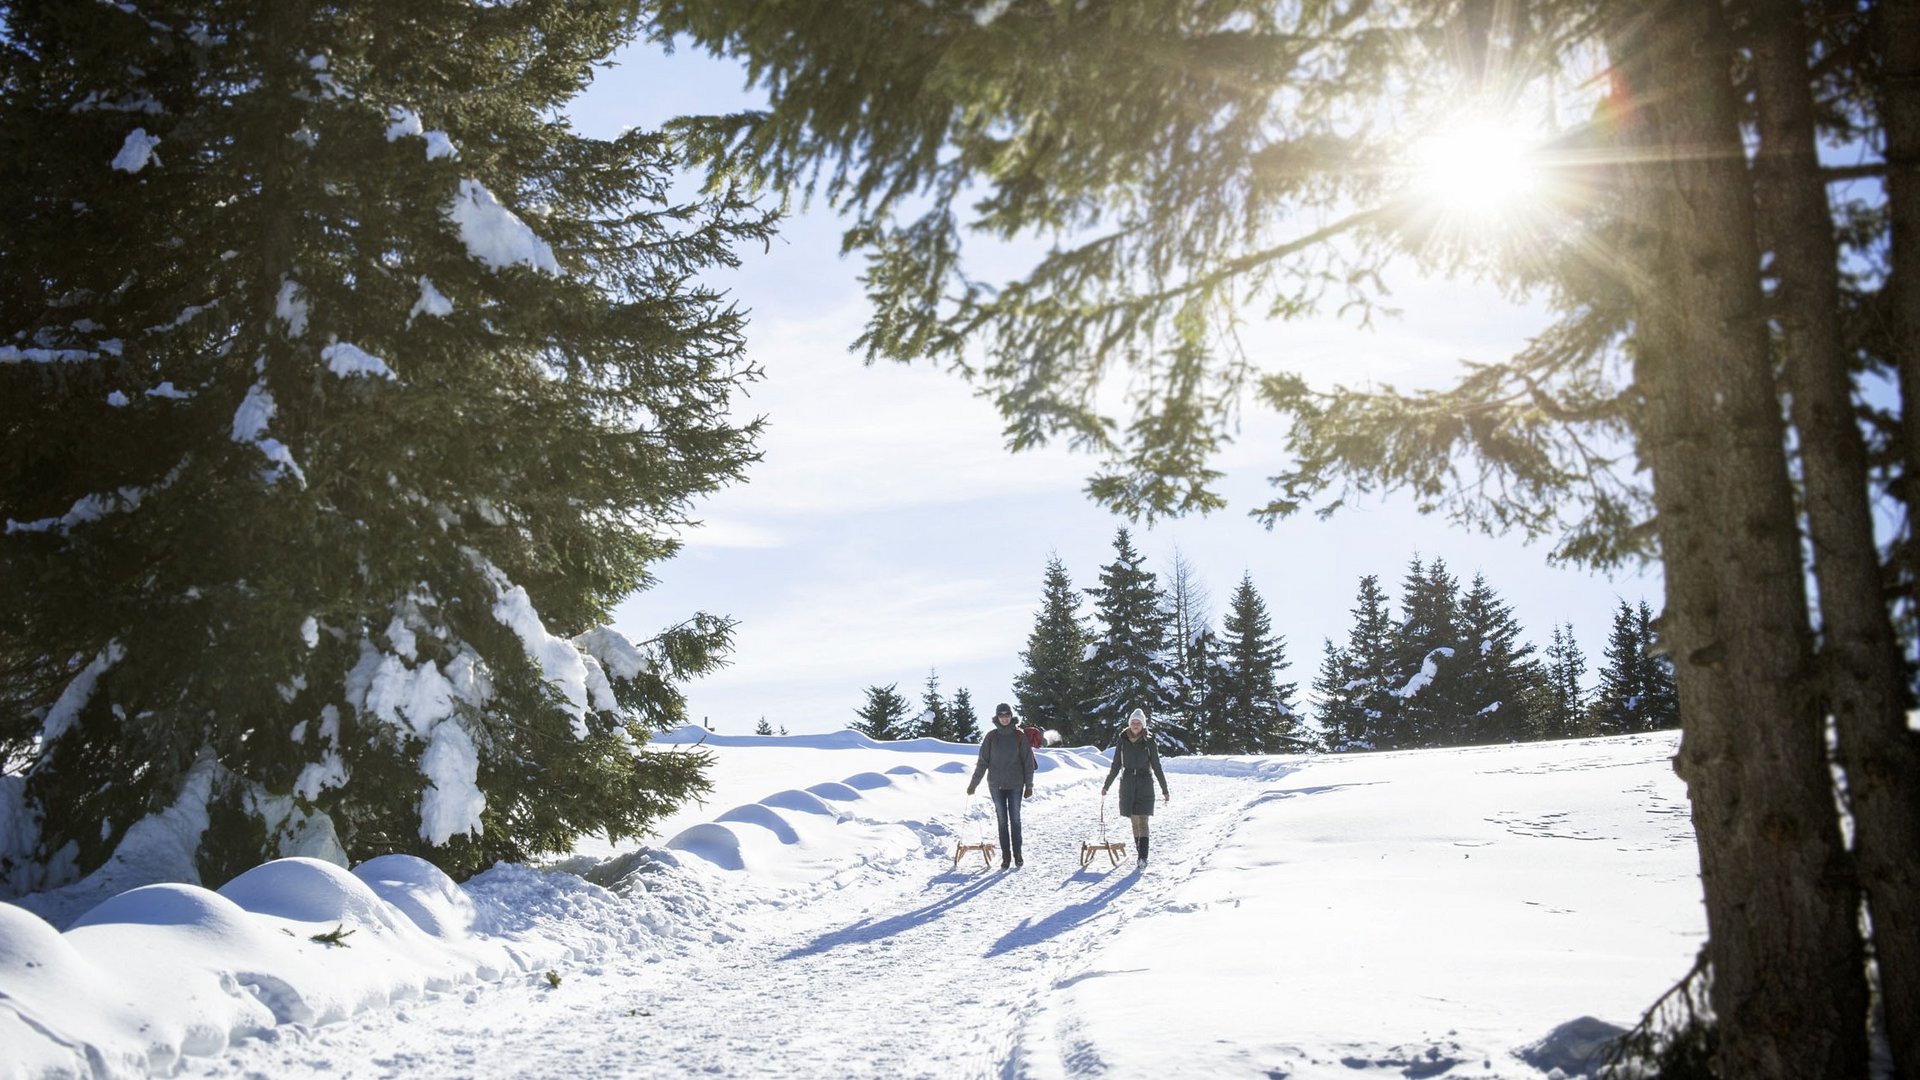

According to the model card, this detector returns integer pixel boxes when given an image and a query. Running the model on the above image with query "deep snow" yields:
[1,729,1702,1079]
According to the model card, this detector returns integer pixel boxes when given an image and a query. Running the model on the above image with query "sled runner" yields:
[953,793,998,870]
[1080,794,1129,870]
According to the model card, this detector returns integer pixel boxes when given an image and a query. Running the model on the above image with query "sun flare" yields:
[1411,119,1543,222]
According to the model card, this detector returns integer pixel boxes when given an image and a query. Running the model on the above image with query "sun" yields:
[1410,118,1543,223]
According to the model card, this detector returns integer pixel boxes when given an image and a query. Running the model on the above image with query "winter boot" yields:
[1000,853,1011,870]
[1013,846,1024,868]
[1138,835,1149,867]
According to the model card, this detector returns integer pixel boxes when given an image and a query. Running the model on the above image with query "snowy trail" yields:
[187,774,1258,1080]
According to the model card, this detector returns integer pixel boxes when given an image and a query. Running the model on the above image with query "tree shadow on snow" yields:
[775,870,1010,961]
[1244,782,1382,809]
[983,873,1141,958]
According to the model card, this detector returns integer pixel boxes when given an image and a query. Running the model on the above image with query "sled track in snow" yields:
[187,772,1267,1080]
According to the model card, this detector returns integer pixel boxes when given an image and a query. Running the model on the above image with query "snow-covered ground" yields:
[1,729,1703,1079]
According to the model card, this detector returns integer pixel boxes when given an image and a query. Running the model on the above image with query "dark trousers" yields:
[990,787,1024,856]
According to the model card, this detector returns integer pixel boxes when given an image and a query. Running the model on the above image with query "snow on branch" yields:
[111,129,161,173]
[448,180,560,276]
[321,341,396,380]
[1393,647,1455,700]
[229,381,306,485]
[40,642,127,743]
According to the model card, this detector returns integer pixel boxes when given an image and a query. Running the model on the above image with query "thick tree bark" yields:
[1756,0,1920,1063]
[1858,0,1920,1068]
[1602,2,1868,1074]
[1882,0,1920,530]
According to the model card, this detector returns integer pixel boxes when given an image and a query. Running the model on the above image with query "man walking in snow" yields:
[968,702,1037,868]
[1102,709,1170,868]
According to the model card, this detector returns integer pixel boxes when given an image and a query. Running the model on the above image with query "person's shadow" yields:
[776,870,1009,961]
[983,872,1141,958]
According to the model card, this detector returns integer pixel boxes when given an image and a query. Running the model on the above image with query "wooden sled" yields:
[1082,794,1129,869]
[1079,839,1128,869]
[953,841,997,870]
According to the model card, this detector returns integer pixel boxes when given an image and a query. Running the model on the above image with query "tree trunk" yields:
[1858,0,1920,1068]
[1602,2,1868,1074]
[1882,0,1920,540]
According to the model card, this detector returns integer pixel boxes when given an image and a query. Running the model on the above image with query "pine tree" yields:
[949,687,981,743]
[1013,555,1092,745]
[1161,550,1214,753]
[1310,639,1360,753]
[1533,624,1588,740]
[1337,574,1397,751]
[0,1,772,882]
[754,717,775,736]
[1453,572,1540,745]
[1211,573,1299,753]
[1632,601,1678,730]
[914,668,949,740]
[1084,529,1180,750]
[852,683,911,741]
[1387,557,1461,748]
[1590,600,1678,734]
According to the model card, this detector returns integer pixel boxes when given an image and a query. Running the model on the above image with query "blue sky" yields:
[576,40,1661,736]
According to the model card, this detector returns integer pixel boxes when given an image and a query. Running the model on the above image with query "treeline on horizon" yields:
[847,528,1676,754]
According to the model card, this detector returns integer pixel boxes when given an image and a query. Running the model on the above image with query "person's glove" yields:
[1101,784,1109,796]
[966,782,977,795]
[1023,785,1033,799]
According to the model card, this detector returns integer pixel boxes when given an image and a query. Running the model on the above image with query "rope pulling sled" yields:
[953,791,997,870]
[1080,789,1129,870]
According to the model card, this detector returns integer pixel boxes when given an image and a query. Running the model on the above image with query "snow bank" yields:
[0,853,672,1077]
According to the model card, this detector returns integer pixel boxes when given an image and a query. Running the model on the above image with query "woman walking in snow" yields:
[1102,708,1170,868]
[967,702,1037,868]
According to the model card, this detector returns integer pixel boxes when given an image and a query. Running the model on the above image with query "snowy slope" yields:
[0,730,1701,1079]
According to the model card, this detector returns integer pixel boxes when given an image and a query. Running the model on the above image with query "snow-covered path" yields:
[188,774,1257,1080]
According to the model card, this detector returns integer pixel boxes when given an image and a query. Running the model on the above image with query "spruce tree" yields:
[1632,601,1678,730]
[1310,639,1361,753]
[914,668,949,740]
[1084,529,1180,750]
[1387,557,1462,748]
[0,1,770,882]
[852,683,911,740]
[1161,550,1214,753]
[1453,572,1540,745]
[949,687,981,743]
[1533,624,1588,740]
[1337,574,1397,751]
[754,717,775,736]
[1013,555,1092,745]
[1590,599,1678,734]
[1212,573,1299,754]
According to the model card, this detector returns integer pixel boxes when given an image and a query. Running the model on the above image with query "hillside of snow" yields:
[1,729,1702,1079]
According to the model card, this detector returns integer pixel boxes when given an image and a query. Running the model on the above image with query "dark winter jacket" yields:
[970,721,1037,792]
[1104,729,1169,816]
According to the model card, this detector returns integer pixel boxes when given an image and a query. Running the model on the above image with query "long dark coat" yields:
[1104,730,1169,816]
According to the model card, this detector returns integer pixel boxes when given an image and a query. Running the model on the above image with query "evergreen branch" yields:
[310,925,355,947]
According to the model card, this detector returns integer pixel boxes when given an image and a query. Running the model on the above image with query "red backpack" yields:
[1023,725,1043,749]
